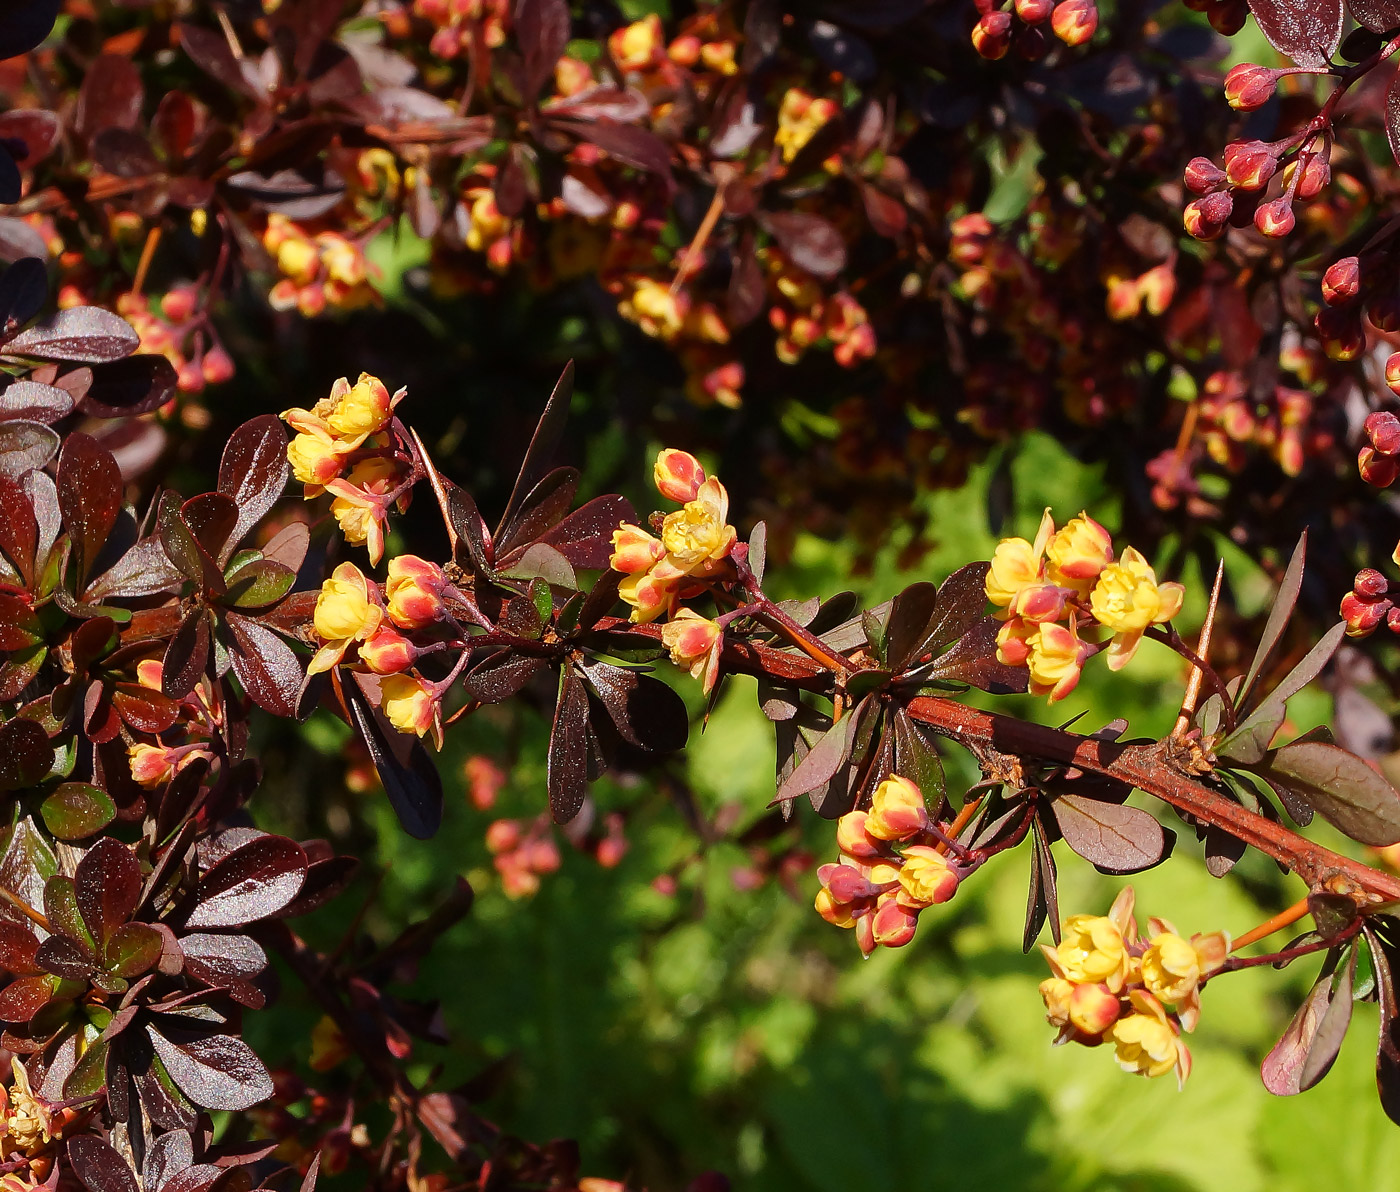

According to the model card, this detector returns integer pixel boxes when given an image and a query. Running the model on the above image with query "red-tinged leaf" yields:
[1300,947,1356,1090]
[0,421,58,480]
[180,493,238,573]
[1050,794,1173,873]
[90,127,160,178]
[225,167,347,219]
[86,537,184,601]
[1257,741,1400,845]
[223,553,297,608]
[1263,974,1334,1094]
[218,416,291,558]
[532,494,636,569]
[517,0,571,100]
[1248,0,1342,68]
[496,466,580,557]
[758,211,847,280]
[884,582,940,672]
[463,650,548,703]
[186,836,307,929]
[548,668,590,823]
[103,921,163,979]
[891,711,947,807]
[0,717,49,792]
[67,1135,138,1192]
[6,307,139,363]
[345,675,443,839]
[1388,74,1400,170]
[551,119,674,186]
[35,935,96,980]
[920,616,1028,694]
[728,233,766,328]
[152,91,198,163]
[0,919,37,972]
[0,380,71,423]
[0,475,37,584]
[542,85,649,123]
[110,683,179,733]
[76,837,142,946]
[226,613,304,718]
[57,432,121,584]
[0,593,41,650]
[75,54,143,141]
[179,933,268,1004]
[0,823,55,938]
[44,875,92,950]
[0,976,50,1023]
[1353,0,1400,29]
[261,520,310,572]
[162,607,211,700]
[41,783,116,841]
[775,714,855,804]
[144,1131,195,1192]
[579,661,689,752]
[301,1153,322,1192]
[79,355,179,418]
[146,1024,273,1111]
[862,183,907,237]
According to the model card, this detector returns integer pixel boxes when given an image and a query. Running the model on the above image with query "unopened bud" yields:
[1371,294,1400,333]
[1183,191,1232,240]
[1224,140,1278,190]
[1254,197,1295,238]
[1016,0,1055,19]
[1356,569,1390,600]
[1360,445,1400,487]
[1387,353,1400,394]
[1050,0,1097,45]
[1069,982,1122,1035]
[1389,605,1400,634]
[1184,157,1227,194]
[1366,410,1400,455]
[1341,591,1389,638]
[1316,305,1366,361]
[1321,257,1360,307]
[1224,63,1278,111]
[1293,154,1330,199]
[971,11,1013,58]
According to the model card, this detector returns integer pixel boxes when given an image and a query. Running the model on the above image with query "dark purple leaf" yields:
[0,592,39,651]
[146,1024,274,1111]
[551,119,674,187]
[1024,817,1058,952]
[891,711,946,807]
[776,714,854,804]
[186,835,307,929]
[57,432,122,585]
[1257,741,1400,845]
[0,976,50,1022]
[181,493,238,571]
[153,91,197,162]
[218,416,291,557]
[0,0,59,61]
[161,606,211,700]
[179,933,267,1004]
[548,668,590,823]
[496,467,580,557]
[579,661,688,752]
[67,1135,138,1192]
[177,22,261,97]
[0,717,48,792]
[1249,0,1342,68]
[884,582,939,672]
[0,421,57,480]
[345,676,443,839]
[463,650,549,703]
[76,55,143,142]
[79,355,179,418]
[1050,794,1173,873]
[145,1131,195,1192]
[226,613,303,718]
[76,837,142,946]
[920,616,1028,694]
[110,682,179,733]
[542,85,649,123]
[1301,946,1356,1089]
[533,494,635,569]
[0,219,47,264]
[225,167,347,219]
[0,258,47,340]
[1355,0,1400,30]
[0,380,72,423]
[517,0,571,100]
[1388,74,1400,170]
[1263,974,1334,1094]
[728,234,766,327]
[496,362,575,540]
[7,307,138,364]
[0,918,37,972]
[36,934,96,980]
[1239,532,1306,712]
[758,212,847,280]
[90,127,160,178]
[277,855,359,919]
[41,783,116,840]
[86,537,185,601]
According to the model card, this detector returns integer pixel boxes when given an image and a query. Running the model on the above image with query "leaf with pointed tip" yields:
[218,416,291,559]
[548,668,590,823]
[146,1023,273,1111]
[76,837,142,947]
[891,711,947,808]
[757,211,847,279]
[884,582,940,672]
[79,355,178,418]
[1050,795,1173,874]
[1256,741,1400,846]
[1263,973,1335,1095]
[186,835,307,928]
[1024,818,1058,953]
[161,607,211,700]
[775,713,855,805]
[517,0,571,99]
[580,661,688,752]
[58,432,121,585]
[1238,532,1306,714]
[496,466,580,558]
[144,1130,195,1192]
[67,1136,138,1192]
[227,613,303,718]
[498,362,574,539]
[502,542,576,588]
[1300,945,1357,1090]
[6,307,138,363]
[1249,0,1342,69]
[345,677,443,839]
[463,650,549,703]
[531,494,635,570]
[85,537,185,601]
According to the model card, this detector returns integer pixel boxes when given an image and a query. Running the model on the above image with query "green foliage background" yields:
[242,428,1400,1191]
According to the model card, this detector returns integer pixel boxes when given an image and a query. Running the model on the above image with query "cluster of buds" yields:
[1360,406,1400,488]
[113,287,234,400]
[485,816,562,899]
[1315,255,1396,364]
[986,510,1184,701]
[1195,368,1324,478]
[263,214,379,317]
[970,0,1098,61]
[774,88,840,166]
[814,775,960,956]
[1102,261,1175,322]
[610,450,735,689]
[307,556,456,745]
[410,0,510,60]
[281,373,411,564]
[1183,137,1330,243]
[126,659,220,789]
[1039,888,1229,1087]
[765,255,877,369]
[1341,567,1400,638]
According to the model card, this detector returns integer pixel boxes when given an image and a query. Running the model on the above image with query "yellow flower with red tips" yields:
[1045,511,1112,592]
[985,508,1055,611]
[653,477,737,580]
[1107,990,1191,1085]
[1026,620,1092,703]
[326,457,405,565]
[1047,886,1137,991]
[1140,920,1230,1031]
[379,673,440,745]
[385,555,447,630]
[618,569,679,624]
[1089,546,1185,670]
[287,427,348,489]
[864,774,929,841]
[660,609,723,694]
[610,523,665,574]
[309,562,383,675]
[895,845,958,908]
[654,449,706,503]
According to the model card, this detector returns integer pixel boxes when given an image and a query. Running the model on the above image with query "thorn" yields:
[1173,559,1224,739]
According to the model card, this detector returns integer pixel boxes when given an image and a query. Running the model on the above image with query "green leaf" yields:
[103,922,163,979]
[529,577,553,626]
[1257,741,1400,846]
[39,783,116,840]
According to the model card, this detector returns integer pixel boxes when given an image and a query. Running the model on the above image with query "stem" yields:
[1232,894,1311,952]
[753,597,853,675]
[1147,625,1237,732]
[0,886,49,932]
[937,795,985,856]
[130,226,161,299]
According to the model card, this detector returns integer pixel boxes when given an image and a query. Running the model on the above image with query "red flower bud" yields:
[1366,410,1400,455]
[1321,257,1360,307]
[1387,353,1400,395]
[1356,569,1391,600]
[1294,153,1330,199]
[971,11,1012,58]
[1050,0,1097,45]
[1360,445,1400,487]
[1253,197,1295,238]
[1389,606,1400,635]
[1224,140,1278,190]
[1316,305,1366,361]
[1342,590,1390,638]
[1183,157,1227,195]
[1371,294,1400,333]
[1183,191,1232,240]
[1224,63,1278,111]
[1016,0,1055,19]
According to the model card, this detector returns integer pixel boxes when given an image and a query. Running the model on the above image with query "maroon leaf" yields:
[1257,741,1400,845]
[345,676,443,839]
[496,466,580,557]
[1248,0,1342,68]
[542,85,649,123]
[177,24,261,98]
[728,234,766,327]
[0,219,48,264]
[261,520,310,572]
[1389,74,1400,170]
[161,606,211,700]
[186,835,307,928]
[0,421,58,480]
[57,432,122,584]
[758,212,847,279]
[67,1136,138,1192]
[551,119,674,187]
[180,493,238,572]
[1263,973,1335,1094]
[534,494,636,568]
[579,661,689,752]
[0,717,49,792]
[776,715,855,804]
[277,855,359,919]
[36,934,96,980]
[463,650,549,703]
[0,919,37,972]
[76,54,143,142]
[1050,794,1173,873]
[0,975,51,1022]
[179,933,267,1005]
[548,668,590,823]
[517,0,572,100]
[6,307,140,363]
[884,581,940,672]
[90,127,160,178]
[146,1024,274,1111]
[79,355,179,418]
[76,837,142,946]
[86,537,184,600]
[105,922,163,978]
[0,476,36,585]
[218,416,291,558]
[0,380,73,423]
[144,1131,195,1192]
[226,613,303,718]
[920,616,1028,694]
[0,258,47,342]
[496,362,574,540]
[110,683,180,733]
[152,91,198,162]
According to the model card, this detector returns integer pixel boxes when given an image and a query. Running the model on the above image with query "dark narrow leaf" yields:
[891,711,947,808]
[67,1136,138,1192]
[35,935,95,979]
[775,714,855,804]
[552,120,674,186]
[1257,741,1400,846]
[76,837,142,946]
[495,466,580,557]
[161,607,211,700]
[918,562,993,657]
[580,662,689,752]
[0,258,47,341]
[186,835,308,928]
[1389,74,1400,170]
[1248,0,1342,69]
[548,668,590,823]
[1239,532,1306,713]
[5,307,139,363]
[517,0,571,100]
[463,651,549,703]
[227,613,303,718]
[345,677,443,839]
[79,355,179,418]
[144,1131,195,1192]
[497,362,574,539]
[217,416,291,559]
[1300,945,1357,1090]
[58,432,121,585]
[1050,795,1173,873]
[920,616,1028,694]
[1023,817,1058,953]
[533,494,635,569]
[884,582,940,672]
[1203,824,1246,877]
[1366,925,1400,1125]
[146,1024,274,1112]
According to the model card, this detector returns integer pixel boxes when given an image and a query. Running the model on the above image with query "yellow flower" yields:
[327,457,402,565]
[326,373,394,441]
[2,1057,51,1155]
[1040,976,1074,1027]
[609,13,664,70]
[287,428,347,488]
[985,508,1055,611]
[309,562,383,675]
[380,673,438,740]
[385,554,446,630]
[660,609,723,694]
[1140,923,1230,1031]
[618,569,678,624]
[1068,982,1122,1036]
[276,233,319,285]
[620,279,686,340]
[654,448,706,503]
[1051,888,1138,991]
[1088,546,1185,670]
[1045,512,1112,592]
[609,523,665,574]
[865,774,928,841]
[814,887,855,928]
[653,477,737,578]
[1025,620,1091,703]
[1107,991,1191,1085]
[895,845,958,908]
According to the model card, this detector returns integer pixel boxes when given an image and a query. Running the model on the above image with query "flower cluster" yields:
[814,776,960,956]
[970,0,1098,61]
[985,510,1184,701]
[1358,406,1400,488]
[114,287,234,401]
[1039,888,1229,1087]
[281,373,411,564]
[486,816,562,900]
[308,557,455,744]
[610,449,736,688]
[263,214,380,316]
[1183,133,1330,243]
[125,659,220,789]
